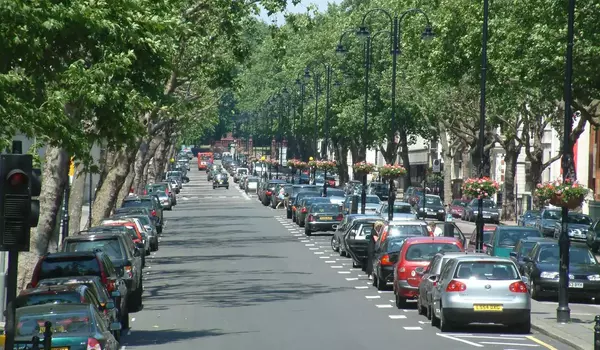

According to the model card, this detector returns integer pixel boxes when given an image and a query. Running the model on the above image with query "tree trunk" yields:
[154,139,171,182]
[399,128,412,190]
[68,163,86,236]
[350,144,363,180]
[132,136,162,193]
[141,162,150,188]
[502,144,520,220]
[529,157,544,209]
[148,141,164,182]
[117,163,135,206]
[333,140,349,186]
[17,146,68,289]
[94,147,113,198]
[91,148,134,225]
[439,123,453,205]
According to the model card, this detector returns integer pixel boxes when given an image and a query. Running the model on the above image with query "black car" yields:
[522,241,600,301]
[372,236,408,290]
[343,219,379,268]
[414,195,446,220]
[367,182,389,201]
[121,195,164,233]
[15,284,121,340]
[259,180,286,206]
[509,237,553,273]
[552,213,592,241]
[61,233,143,316]
[287,185,320,219]
[37,276,126,335]
[304,203,343,235]
[213,172,229,189]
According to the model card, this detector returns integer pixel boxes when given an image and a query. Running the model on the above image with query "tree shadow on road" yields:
[160,235,297,249]
[150,254,285,266]
[122,328,253,346]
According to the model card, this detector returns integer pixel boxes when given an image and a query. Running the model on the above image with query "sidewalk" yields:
[531,299,597,349]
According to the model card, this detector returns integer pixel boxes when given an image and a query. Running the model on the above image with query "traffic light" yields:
[0,154,33,251]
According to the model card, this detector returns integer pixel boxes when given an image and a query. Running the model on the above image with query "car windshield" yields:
[325,189,345,197]
[405,243,461,261]
[454,261,519,280]
[393,205,413,214]
[543,210,562,220]
[537,245,598,265]
[452,200,467,206]
[519,241,538,255]
[305,198,330,206]
[122,200,152,208]
[481,200,495,208]
[388,225,428,237]
[525,211,541,218]
[16,309,92,337]
[365,196,380,204]
[385,238,407,252]
[39,257,100,280]
[166,171,181,177]
[201,155,211,160]
[312,204,341,213]
[372,184,389,191]
[567,214,592,225]
[424,197,442,206]
[497,229,542,247]
[63,239,123,259]
[17,293,81,308]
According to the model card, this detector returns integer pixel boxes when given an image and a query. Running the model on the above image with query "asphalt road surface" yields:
[120,169,572,350]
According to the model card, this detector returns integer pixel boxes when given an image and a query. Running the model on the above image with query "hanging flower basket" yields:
[378,164,407,179]
[296,161,308,169]
[267,159,279,167]
[353,161,376,174]
[308,160,318,168]
[535,178,588,209]
[287,159,301,168]
[462,177,500,199]
[316,160,337,171]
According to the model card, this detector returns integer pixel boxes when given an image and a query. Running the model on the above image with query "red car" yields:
[449,199,469,218]
[393,236,464,308]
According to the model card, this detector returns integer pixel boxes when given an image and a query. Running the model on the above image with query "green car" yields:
[14,303,120,350]
[485,225,543,257]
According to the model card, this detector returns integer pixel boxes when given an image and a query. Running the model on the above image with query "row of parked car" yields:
[10,155,190,349]
[240,179,600,334]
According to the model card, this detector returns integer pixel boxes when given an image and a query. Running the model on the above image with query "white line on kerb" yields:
[365,296,380,299]
[389,315,406,319]
[436,333,483,347]
[375,304,393,308]
[403,327,422,330]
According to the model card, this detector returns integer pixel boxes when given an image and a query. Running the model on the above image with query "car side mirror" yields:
[105,301,116,310]
[428,275,438,282]
[484,243,492,249]
[414,266,425,275]
[509,251,518,258]
[144,225,153,232]
[111,291,121,298]
[110,322,122,331]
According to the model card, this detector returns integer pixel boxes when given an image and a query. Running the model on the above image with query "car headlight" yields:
[438,209,444,212]
[588,275,600,281]
[540,272,559,279]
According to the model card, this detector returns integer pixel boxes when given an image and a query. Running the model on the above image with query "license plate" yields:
[473,304,503,312]
[39,325,65,333]
[320,216,333,220]
[52,348,69,350]
[569,282,584,288]
[483,215,491,219]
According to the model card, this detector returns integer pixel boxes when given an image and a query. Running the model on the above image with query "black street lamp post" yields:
[557,0,576,324]
[475,0,490,255]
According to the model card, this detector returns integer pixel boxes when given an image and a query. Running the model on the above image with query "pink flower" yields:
[484,192,488,196]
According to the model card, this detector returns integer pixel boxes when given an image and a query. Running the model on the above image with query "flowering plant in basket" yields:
[316,160,336,171]
[462,177,500,199]
[353,161,376,174]
[295,161,308,169]
[267,159,279,166]
[308,160,318,168]
[535,178,589,209]
[378,164,407,178]
[287,159,301,168]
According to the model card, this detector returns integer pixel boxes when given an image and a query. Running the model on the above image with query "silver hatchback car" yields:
[431,255,531,333]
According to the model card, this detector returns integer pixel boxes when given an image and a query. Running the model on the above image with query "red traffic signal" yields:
[7,172,27,187]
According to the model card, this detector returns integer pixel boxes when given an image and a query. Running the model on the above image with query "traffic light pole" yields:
[60,182,71,244]
[4,250,19,350]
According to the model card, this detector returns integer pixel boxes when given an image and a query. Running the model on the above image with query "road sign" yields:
[432,159,441,173]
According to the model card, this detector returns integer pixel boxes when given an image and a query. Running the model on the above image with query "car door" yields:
[419,255,441,305]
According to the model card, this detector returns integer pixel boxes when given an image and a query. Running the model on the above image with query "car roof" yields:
[38,276,102,285]
[496,225,540,230]
[63,233,122,241]
[404,236,460,244]
[517,237,552,242]
[16,303,92,315]
[45,251,98,259]
[449,255,514,263]
[20,284,83,295]
[388,220,427,226]
[346,214,381,220]
[437,252,485,258]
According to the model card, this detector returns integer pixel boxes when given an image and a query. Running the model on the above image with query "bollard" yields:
[43,321,52,350]
[595,315,600,350]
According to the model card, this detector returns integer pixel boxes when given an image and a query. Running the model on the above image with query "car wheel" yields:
[431,305,440,327]
[339,244,346,257]
[395,293,406,309]
[292,214,296,223]
[530,278,541,300]
[376,276,386,291]
[331,237,339,252]
[226,186,229,189]
[304,227,311,236]
[438,306,452,332]
[213,186,216,189]
[121,303,130,330]
[417,295,425,315]
[513,316,531,334]
[426,303,432,320]
[372,274,377,287]
[352,260,360,268]
[287,210,292,219]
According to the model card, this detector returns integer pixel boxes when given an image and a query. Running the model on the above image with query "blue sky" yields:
[259,0,340,25]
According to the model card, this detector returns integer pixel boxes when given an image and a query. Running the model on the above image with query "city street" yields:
[117,169,573,350]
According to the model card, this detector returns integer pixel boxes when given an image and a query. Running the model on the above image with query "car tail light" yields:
[266,191,272,196]
[308,215,314,222]
[292,206,296,212]
[301,208,307,213]
[143,189,147,195]
[87,338,102,350]
[106,279,116,293]
[151,209,157,217]
[509,281,528,293]
[446,280,467,292]
[380,254,393,266]
[336,214,343,221]
[124,266,133,279]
